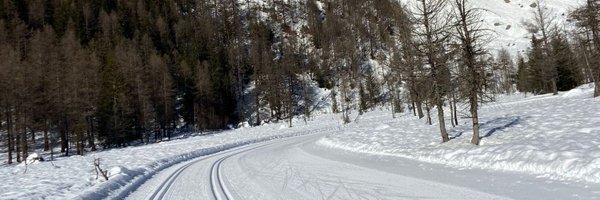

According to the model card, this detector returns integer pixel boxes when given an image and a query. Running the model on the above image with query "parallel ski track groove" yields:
[148,152,221,200]
[210,144,273,200]
[144,126,339,200]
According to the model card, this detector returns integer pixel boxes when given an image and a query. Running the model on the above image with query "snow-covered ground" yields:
[125,130,598,200]
[318,84,600,185]
[0,84,598,199]
[0,115,341,200]
[122,82,600,200]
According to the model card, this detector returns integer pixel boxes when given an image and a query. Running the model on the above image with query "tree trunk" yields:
[331,89,338,114]
[20,114,28,161]
[87,117,96,151]
[411,100,417,117]
[31,127,35,145]
[162,74,170,138]
[255,78,261,126]
[425,103,432,125]
[50,133,55,161]
[391,97,396,119]
[6,107,13,164]
[167,128,171,141]
[22,126,28,161]
[61,118,69,156]
[436,100,449,143]
[44,120,50,151]
[453,95,459,126]
[449,97,455,127]
[60,129,66,153]
[551,79,558,95]
[16,129,20,163]
[416,100,425,119]
[470,95,480,145]
[303,73,311,124]
[595,81,600,97]
[288,75,293,127]
[75,122,84,155]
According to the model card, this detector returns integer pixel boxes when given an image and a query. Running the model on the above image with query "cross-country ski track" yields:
[124,132,598,200]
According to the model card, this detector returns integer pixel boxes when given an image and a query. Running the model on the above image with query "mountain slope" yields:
[401,0,583,55]
[472,0,583,54]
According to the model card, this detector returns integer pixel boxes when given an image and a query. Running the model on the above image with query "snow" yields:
[0,115,338,200]
[239,136,508,199]
[563,83,596,98]
[472,0,583,54]
[0,1,595,198]
[400,0,584,56]
[317,84,600,184]
[124,86,600,199]
[24,153,42,165]
[127,133,513,200]
[0,84,598,199]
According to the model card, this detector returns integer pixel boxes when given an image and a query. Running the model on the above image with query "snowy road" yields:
[127,133,514,200]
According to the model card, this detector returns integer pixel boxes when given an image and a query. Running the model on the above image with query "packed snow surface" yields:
[318,84,600,184]
[126,133,514,200]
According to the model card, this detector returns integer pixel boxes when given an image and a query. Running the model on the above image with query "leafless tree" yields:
[411,0,454,142]
[452,0,490,145]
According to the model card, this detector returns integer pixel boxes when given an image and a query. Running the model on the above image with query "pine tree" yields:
[517,55,531,93]
[551,33,582,91]
[527,35,546,94]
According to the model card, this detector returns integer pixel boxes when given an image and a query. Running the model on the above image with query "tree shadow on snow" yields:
[449,116,523,140]
[479,116,521,139]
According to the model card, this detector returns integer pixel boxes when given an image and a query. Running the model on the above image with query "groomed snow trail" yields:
[126,131,600,199]
[126,141,272,200]
[123,85,600,200]
[126,133,509,200]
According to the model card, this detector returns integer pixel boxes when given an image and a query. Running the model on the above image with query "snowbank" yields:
[317,85,600,184]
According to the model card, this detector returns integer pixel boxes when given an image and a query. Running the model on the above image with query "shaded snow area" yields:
[318,84,600,185]
[0,115,341,200]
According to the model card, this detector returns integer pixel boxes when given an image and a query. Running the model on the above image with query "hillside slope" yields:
[401,0,583,55]
[471,0,583,54]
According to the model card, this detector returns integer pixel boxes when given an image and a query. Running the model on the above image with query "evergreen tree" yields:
[551,33,582,91]
[517,55,531,93]
[527,35,546,94]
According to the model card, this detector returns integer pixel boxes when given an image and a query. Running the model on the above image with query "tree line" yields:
[517,0,599,96]
[0,0,597,164]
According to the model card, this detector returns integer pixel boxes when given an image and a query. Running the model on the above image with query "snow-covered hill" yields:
[400,0,583,55]
[400,0,584,55]
[470,0,583,54]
